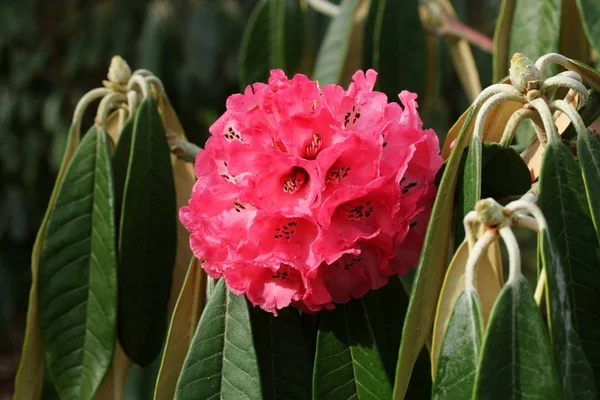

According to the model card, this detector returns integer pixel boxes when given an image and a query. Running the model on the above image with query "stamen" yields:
[283,167,308,194]
[305,134,322,159]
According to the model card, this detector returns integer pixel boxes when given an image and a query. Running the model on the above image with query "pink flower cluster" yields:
[179,69,442,314]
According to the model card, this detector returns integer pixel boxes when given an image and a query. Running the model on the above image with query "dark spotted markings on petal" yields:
[273,221,298,240]
[234,201,247,212]
[325,164,351,184]
[282,167,309,194]
[401,181,417,194]
[271,264,292,280]
[224,126,243,141]
[333,255,362,270]
[340,200,374,220]
[343,106,361,128]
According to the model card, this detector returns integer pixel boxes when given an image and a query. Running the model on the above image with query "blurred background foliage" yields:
[0,0,506,396]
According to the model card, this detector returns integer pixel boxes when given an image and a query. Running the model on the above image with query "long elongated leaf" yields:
[14,123,81,400]
[577,0,600,62]
[431,240,502,376]
[313,298,392,399]
[461,142,532,223]
[559,0,590,63]
[239,0,305,88]
[250,306,312,400]
[118,98,177,366]
[313,0,360,85]
[392,107,475,400]
[363,277,407,381]
[509,0,561,77]
[473,275,562,399]
[38,126,117,400]
[493,0,516,82]
[175,280,262,400]
[538,141,600,390]
[154,259,206,400]
[578,128,600,246]
[540,229,597,399]
[435,0,481,103]
[155,92,196,313]
[368,0,426,100]
[432,290,483,399]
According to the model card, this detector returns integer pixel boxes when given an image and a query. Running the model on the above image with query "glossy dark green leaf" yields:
[432,291,483,400]
[239,0,305,88]
[462,142,532,218]
[250,306,312,400]
[393,108,476,399]
[362,276,406,381]
[462,137,482,218]
[367,0,426,100]
[118,98,177,366]
[577,0,600,61]
[578,128,600,246]
[38,126,117,400]
[473,275,562,399]
[313,0,360,85]
[538,141,600,389]
[313,297,392,400]
[111,117,133,229]
[175,279,262,400]
[509,0,561,77]
[540,229,597,399]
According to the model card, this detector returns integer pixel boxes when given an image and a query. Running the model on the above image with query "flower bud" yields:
[509,53,541,93]
[107,55,131,85]
[475,198,505,227]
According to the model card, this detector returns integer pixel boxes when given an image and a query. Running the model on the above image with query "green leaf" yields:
[538,141,600,391]
[250,306,313,400]
[540,229,597,399]
[462,137,482,217]
[576,0,600,61]
[313,297,392,400]
[313,0,360,85]
[432,291,483,400]
[509,0,561,77]
[367,0,426,100]
[392,107,476,400]
[239,0,270,86]
[38,126,117,400]
[473,275,562,399]
[493,0,516,82]
[560,59,600,92]
[111,117,133,228]
[175,280,262,400]
[239,0,305,88]
[461,142,532,218]
[118,98,177,366]
[15,123,81,400]
[153,259,206,400]
[578,128,600,246]
[362,276,407,381]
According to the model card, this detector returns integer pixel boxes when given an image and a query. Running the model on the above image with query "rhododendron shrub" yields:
[179,69,442,314]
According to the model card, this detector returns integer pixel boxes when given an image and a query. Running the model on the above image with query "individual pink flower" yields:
[179,69,443,315]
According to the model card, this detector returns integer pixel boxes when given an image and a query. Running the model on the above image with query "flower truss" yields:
[180,70,443,314]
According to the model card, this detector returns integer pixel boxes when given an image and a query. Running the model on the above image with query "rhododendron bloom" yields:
[180,69,442,315]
